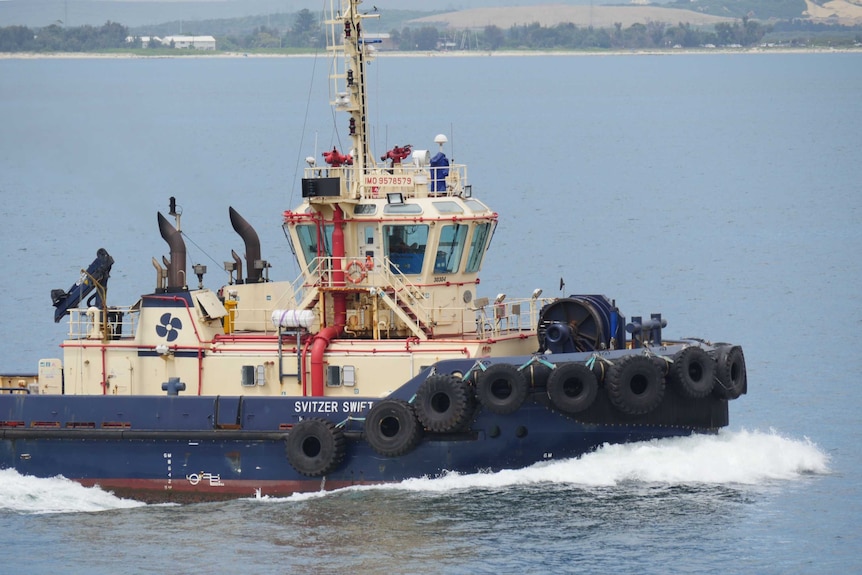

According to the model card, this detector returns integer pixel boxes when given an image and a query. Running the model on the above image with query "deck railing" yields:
[65,306,140,341]
[59,270,550,342]
[303,162,469,200]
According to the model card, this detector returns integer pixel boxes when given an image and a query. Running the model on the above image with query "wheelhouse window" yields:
[384,224,429,275]
[383,203,423,215]
[295,224,334,269]
[354,204,377,216]
[465,222,493,273]
[465,199,490,214]
[435,223,468,274]
[432,201,464,214]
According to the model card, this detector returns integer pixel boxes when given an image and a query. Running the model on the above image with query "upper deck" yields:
[300,149,469,203]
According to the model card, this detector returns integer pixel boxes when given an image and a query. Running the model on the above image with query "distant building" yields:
[161,35,217,50]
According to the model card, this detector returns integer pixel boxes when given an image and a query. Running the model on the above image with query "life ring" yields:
[714,346,747,400]
[285,418,345,477]
[547,362,598,414]
[414,374,472,432]
[605,354,665,415]
[364,399,423,457]
[476,363,529,415]
[345,260,367,284]
[669,346,715,399]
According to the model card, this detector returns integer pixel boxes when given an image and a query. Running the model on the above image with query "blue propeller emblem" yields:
[156,312,183,342]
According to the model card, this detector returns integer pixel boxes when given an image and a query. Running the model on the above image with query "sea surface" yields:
[0,52,860,574]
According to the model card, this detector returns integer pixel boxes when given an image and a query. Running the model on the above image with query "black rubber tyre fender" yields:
[605,355,666,415]
[414,374,471,432]
[714,346,747,400]
[476,363,529,415]
[669,346,716,399]
[285,418,345,477]
[364,399,423,457]
[546,362,598,414]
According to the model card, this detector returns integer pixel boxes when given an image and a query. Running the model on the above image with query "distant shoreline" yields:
[2,47,861,60]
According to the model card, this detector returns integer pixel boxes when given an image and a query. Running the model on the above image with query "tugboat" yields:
[0,0,746,503]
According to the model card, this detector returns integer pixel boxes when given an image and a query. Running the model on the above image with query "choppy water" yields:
[0,52,860,573]
[0,431,832,574]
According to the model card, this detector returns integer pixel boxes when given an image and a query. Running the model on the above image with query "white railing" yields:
[65,307,140,341]
[60,284,549,342]
[471,297,551,340]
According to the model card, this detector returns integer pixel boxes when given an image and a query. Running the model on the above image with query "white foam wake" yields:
[0,470,145,515]
[386,428,831,493]
[1,429,830,510]
[261,429,830,503]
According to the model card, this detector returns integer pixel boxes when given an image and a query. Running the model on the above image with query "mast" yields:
[327,0,377,197]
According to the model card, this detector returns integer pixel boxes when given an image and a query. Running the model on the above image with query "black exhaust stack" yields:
[158,212,187,291]
[229,207,263,283]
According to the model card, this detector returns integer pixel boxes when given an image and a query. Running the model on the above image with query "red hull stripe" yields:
[77,478,388,504]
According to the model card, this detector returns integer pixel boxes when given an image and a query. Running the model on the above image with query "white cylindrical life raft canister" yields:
[87,306,103,340]
[271,309,314,329]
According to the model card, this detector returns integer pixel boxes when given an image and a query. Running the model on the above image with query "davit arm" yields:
[50,248,114,323]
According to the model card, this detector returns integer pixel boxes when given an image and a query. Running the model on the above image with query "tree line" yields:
[0,22,128,52]
[184,13,775,52]
[401,18,772,51]
[2,9,860,54]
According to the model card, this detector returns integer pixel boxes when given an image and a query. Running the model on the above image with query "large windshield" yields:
[384,224,429,275]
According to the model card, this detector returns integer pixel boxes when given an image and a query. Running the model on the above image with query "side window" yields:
[384,224,429,275]
[435,224,468,274]
[465,222,492,273]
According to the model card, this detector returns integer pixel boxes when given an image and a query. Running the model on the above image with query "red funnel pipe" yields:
[331,205,347,328]
[308,205,346,395]
[310,326,340,396]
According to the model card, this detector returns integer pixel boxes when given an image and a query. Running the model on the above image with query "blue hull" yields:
[0,381,727,502]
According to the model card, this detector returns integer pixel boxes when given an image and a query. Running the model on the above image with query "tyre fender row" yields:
[601,345,746,413]
[464,345,745,417]
[665,344,746,401]
[286,345,746,474]
[470,355,648,416]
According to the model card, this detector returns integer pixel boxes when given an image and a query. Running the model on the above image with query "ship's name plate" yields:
[294,400,374,414]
